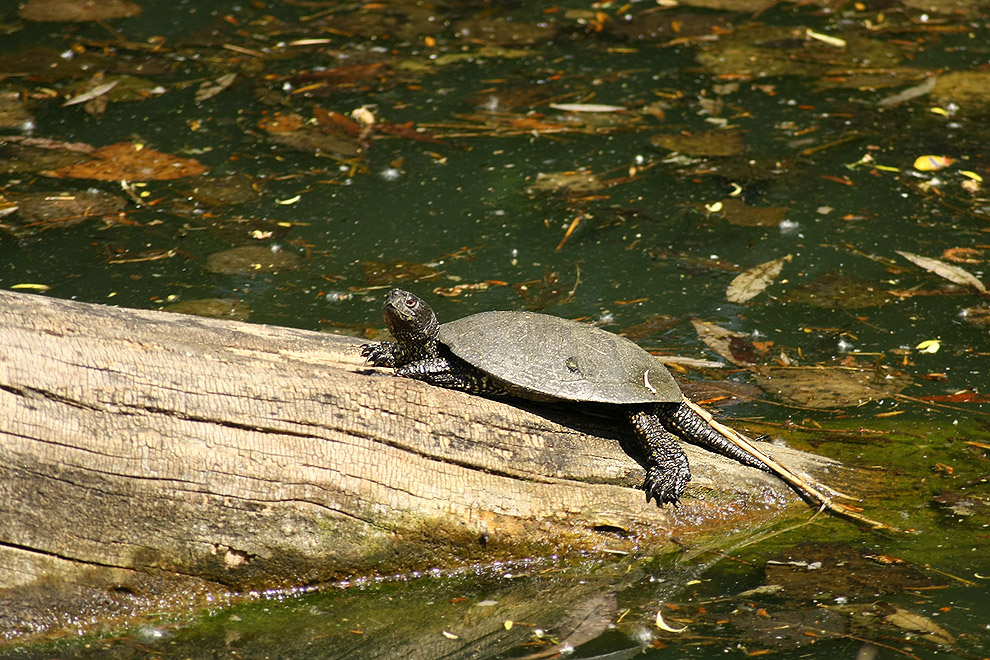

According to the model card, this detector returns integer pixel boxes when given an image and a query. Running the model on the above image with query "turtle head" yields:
[383,288,440,351]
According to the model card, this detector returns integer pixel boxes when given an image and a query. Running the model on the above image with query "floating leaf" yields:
[883,606,955,646]
[656,607,687,633]
[915,339,941,353]
[526,170,603,195]
[183,174,262,207]
[895,250,986,292]
[696,24,903,82]
[19,0,141,22]
[805,28,846,48]
[163,298,251,321]
[10,190,126,226]
[259,112,363,157]
[48,142,207,181]
[714,198,788,227]
[195,73,238,102]
[549,103,626,113]
[206,246,301,275]
[753,365,912,408]
[912,155,953,171]
[650,130,745,157]
[782,272,891,308]
[690,319,758,366]
[62,80,120,107]
[62,75,166,115]
[727,255,792,303]
[931,70,990,111]
[620,315,680,341]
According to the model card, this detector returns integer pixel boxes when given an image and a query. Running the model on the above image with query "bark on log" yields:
[0,290,840,641]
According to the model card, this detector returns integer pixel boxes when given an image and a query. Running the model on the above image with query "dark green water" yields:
[1,0,988,657]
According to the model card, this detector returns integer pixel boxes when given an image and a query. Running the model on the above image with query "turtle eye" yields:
[405,295,416,308]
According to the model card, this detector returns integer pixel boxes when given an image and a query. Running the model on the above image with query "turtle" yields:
[361,288,771,505]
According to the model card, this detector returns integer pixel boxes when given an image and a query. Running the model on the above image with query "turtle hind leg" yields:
[628,410,691,506]
[654,401,770,472]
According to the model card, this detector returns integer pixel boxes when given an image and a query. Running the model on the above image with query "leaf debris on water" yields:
[895,250,986,293]
[655,607,687,633]
[726,254,792,304]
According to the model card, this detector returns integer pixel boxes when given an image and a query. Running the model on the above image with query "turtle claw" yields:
[642,463,690,507]
[361,341,397,367]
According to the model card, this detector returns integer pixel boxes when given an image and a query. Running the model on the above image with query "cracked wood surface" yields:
[0,290,838,641]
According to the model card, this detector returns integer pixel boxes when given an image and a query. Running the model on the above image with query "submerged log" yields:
[0,290,839,641]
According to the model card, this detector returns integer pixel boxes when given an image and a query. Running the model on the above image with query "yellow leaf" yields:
[913,155,953,171]
[915,339,940,353]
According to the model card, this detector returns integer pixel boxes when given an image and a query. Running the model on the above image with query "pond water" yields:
[1,0,988,657]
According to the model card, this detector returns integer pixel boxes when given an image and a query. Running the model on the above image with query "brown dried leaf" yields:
[650,130,745,157]
[195,73,237,103]
[205,246,301,275]
[182,174,262,207]
[931,70,990,111]
[697,25,903,80]
[619,315,680,341]
[727,254,792,303]
[62,80,120,107]
[163,298,251,321]
[690,319,757,366]
[260,113,364,157]
[19,0,141,22]
[717,198,789,227]
[527,170,603,195]
[11,190,126,225]
[782,272,891,308]
[753,365,912,408]
[895,250,986,292]
[49,142,206,181]
[883,606,956,646]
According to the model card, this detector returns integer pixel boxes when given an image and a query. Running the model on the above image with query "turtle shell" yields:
[439,311,682,404]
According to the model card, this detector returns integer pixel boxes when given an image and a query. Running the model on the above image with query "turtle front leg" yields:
[361,341,400,367]
[397,355,506,395]
[629,410,692,506]
[654,401,770,472]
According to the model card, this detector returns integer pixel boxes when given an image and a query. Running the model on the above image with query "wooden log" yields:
[0,290,838,640]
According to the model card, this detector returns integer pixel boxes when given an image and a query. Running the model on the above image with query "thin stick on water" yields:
[684,399,897,531]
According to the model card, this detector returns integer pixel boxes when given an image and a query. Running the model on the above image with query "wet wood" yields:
[0,290,838,641]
